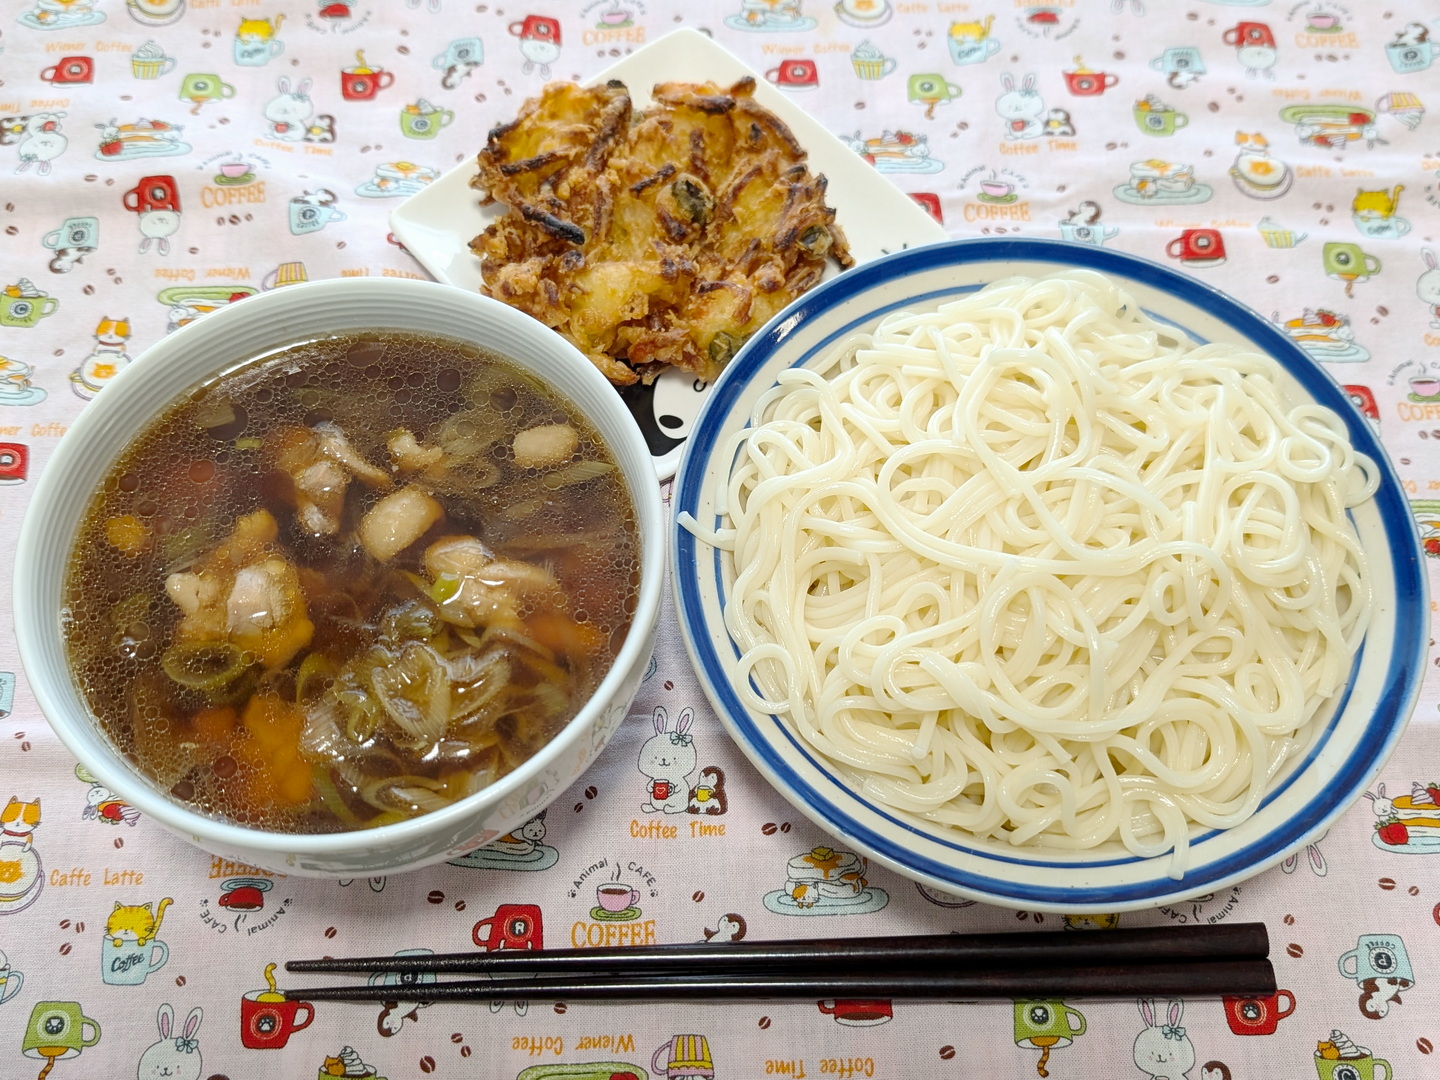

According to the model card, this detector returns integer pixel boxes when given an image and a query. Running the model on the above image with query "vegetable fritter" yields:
[470,77,853,385]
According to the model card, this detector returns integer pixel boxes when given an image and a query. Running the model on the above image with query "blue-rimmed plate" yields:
[671,237,1427,913]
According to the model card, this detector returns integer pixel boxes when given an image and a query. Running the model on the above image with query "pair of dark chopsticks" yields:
[284,922,1274,1003]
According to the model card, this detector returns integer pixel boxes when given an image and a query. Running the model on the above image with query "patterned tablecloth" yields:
[3,0,1440,1077]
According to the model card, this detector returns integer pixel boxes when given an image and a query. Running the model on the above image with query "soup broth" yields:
[64,330,640,833]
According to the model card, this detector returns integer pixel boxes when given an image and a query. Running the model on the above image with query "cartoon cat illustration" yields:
[0,798,40,850]
[949,15,993,41]
[71,315,133,399]
[107,898,173,946]
[237,13,284,40]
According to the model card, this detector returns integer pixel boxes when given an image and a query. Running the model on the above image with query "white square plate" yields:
[390,27,949,479]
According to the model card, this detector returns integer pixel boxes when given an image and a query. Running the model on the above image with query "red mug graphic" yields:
[123,175,181,214]
[1166,228,1227,266]
[509,15,561,43]
[818,999,893,1026]
[472,903,543,951]
[910,191,943,223]
[1344,384,1380,424]
[239,992,314,1049]
[341,68,395,101]
[41,56,94,84]
[766,58,820,89]
[1223,22,1275,48]
[1063,70,1118,96]
[1222,990,1295,1035]
[0,443,28,485]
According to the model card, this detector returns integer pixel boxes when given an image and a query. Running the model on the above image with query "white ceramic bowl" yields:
[15,277,664,877]
[672,238,1427,913]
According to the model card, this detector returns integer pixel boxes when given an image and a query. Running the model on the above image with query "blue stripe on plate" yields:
[672,238,1426,907]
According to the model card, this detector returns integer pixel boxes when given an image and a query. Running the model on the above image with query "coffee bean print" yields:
[758,1016,771,1029]
[1419,1038,1433,1054]
[460,1046,471,1058]
[1380,877,1397,890]
[59,942,72,955]
[454,900,466,912]
[1267,275,1280,284]
[574,802,584,813]
[584,786,598,800]
[113,836,124,849]
[325,926,337,939]
[4,226,16,236]
[1286,943,1303,958]
[664,680,674,691]
[940,1046,956,1060]
[553,1002,567,1014]
[1283,913,1295,925]
[780,822,791,833]
[419,1056,436,1073]
[1432,901,1440,926]
[451,1033,463,1044]
[74,922,84,934]
[1410,885,1421,896]
[762,822,777,835]
[427,889,445,904]
[59,919,70,929]
[692,890,705,902]
[176,975,187,986]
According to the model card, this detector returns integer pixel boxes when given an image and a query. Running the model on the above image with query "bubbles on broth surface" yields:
[65,331,640,833]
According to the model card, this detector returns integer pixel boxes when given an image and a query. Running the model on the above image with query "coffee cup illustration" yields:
[100,934,169,986]
[948,35,1000,65]
[234,37,284,66]
[850,42,896,79]
[399,101,455,139]
[1222,990,1295,1035]
[1314,1051,1392,1080]
[652,1034,713,1080]
[0,289,59,328]
[341,51,394,101]
[908,73,962,106]
[288,192,346,235]
[433,36,483,69]
[596,882,640,913]
[1151,46,1204,75]
[123,175,181,214]
[818,999,892,1026]
[240,964,313,1050]
[40,56,94,84]
[1323,242,1380,287]
[1385,40,1438,74]
[471,903,543,951]
[0,443,29,485]
[21,1002,101,1067]
[131,46,176,79]
[766,58,819,90]
[1014,999,1086,1047]
[0,949,23,1005]
[1338,934,1412,985]
[1166,228,1226,267]
[1064,70,1118,96]
[1134,103,1188,135]
[179,73,237,107]
[43,216,98,250]
[1059,222,1118,246]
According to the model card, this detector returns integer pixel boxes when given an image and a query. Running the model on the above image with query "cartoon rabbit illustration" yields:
[137,1004,203,1080]
[997,73,1044,140]
[1134,999,1195,1080]
[1418,249,1440,328]
[15,113,68,176]
[265,77,314,141]
[639,706,697,814]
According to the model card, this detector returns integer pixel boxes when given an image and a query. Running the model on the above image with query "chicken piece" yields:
[163,509,314,669]
[512,423,578,469]
[387,428,445,474]
[424,535,561,628]
[225,557,314,669]
[358,486,444,562]
[274,423,391,536]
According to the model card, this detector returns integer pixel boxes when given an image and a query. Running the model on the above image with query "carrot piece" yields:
[104,514,151,557]
[191,705,237,749]
[524,611,606,659]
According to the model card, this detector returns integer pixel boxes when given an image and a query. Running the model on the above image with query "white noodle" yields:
[688,272,1375,876]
